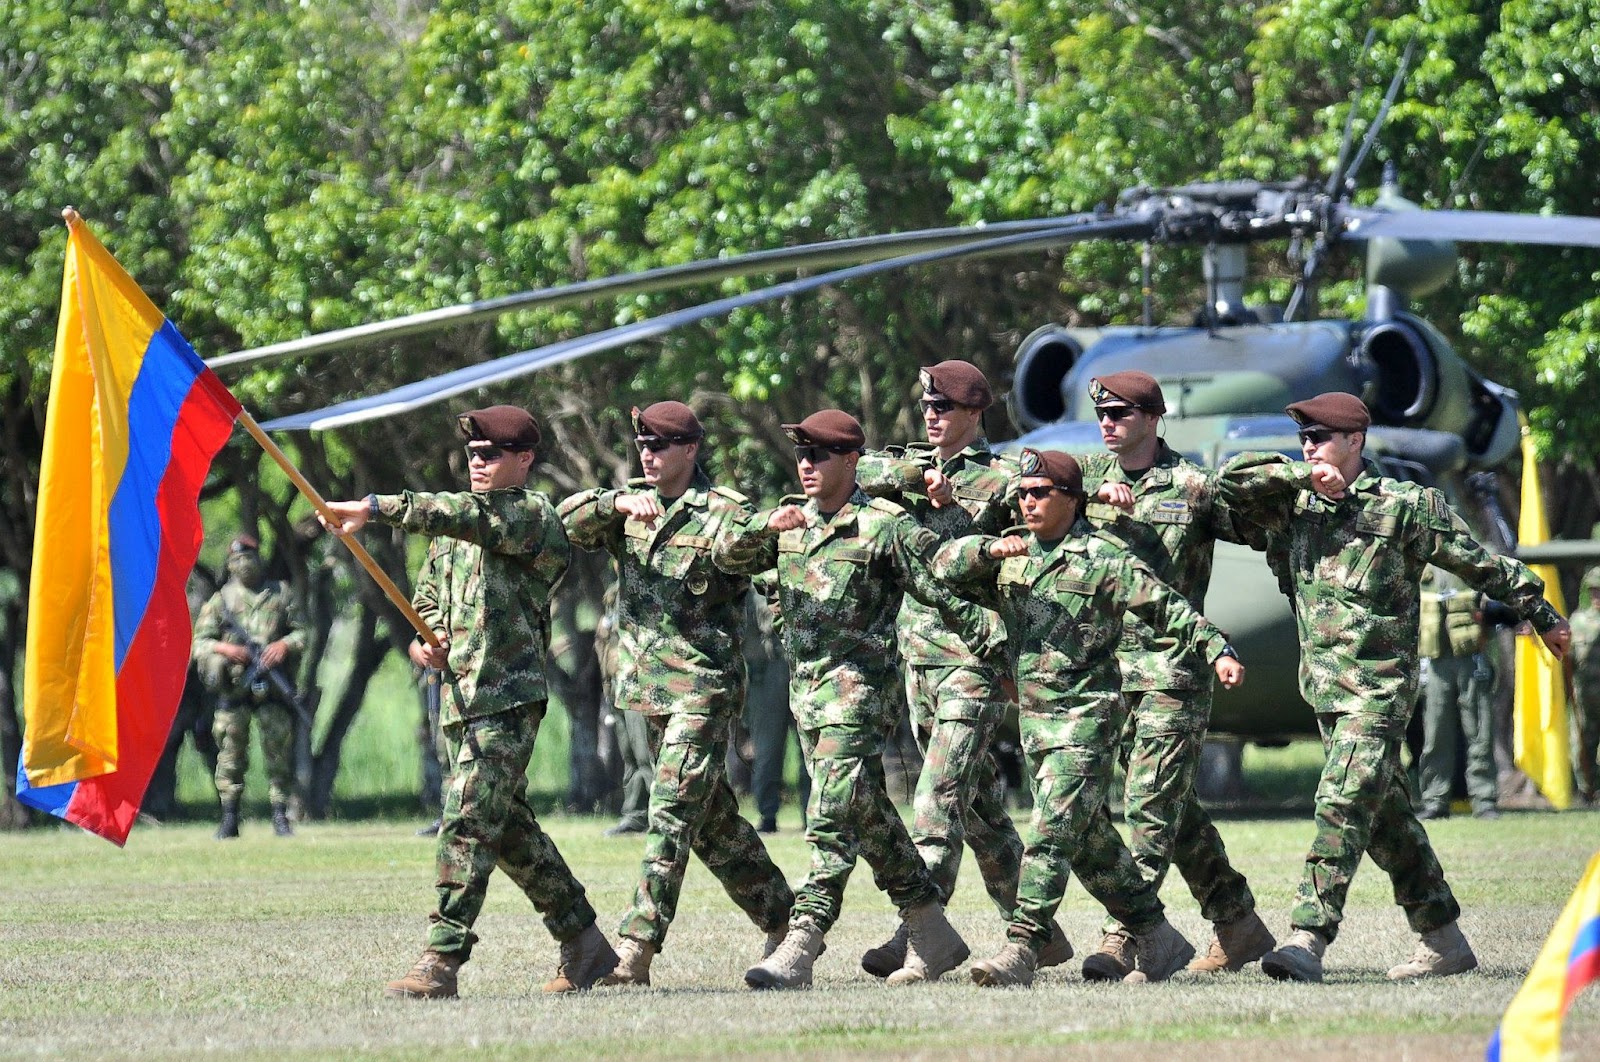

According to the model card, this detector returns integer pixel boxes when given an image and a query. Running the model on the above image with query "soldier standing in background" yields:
[560,401,793,987]
[1569,568,1600,804]
[742,583,803,833]
[1416,566,1510,820]
[855,360,1066,977]
[192,534,306,840]
[716,409,998,989]
[597,580,655,836]
[933,448,1240,987]
[1221,393,1571,983]
[321,404,616,1000]
[1077,371,1272,979]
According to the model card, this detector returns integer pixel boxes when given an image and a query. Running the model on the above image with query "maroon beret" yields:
[1018,448,1084,496]
[229,534,260,554]
[782,409,866,451]
[919,360,993,411]
[632,401,704,442]
[1286,392,1370,433]
[1089,371,1166,414]
[457,405,541,448]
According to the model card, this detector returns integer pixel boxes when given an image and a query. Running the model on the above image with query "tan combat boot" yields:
[1081,929,1136,981]
[859,922,909,978]
[970,942,1038,988]
[384,950,462,999]
[1261,928,1328,983]
[886,902,971,985]
[599,937,655,987]
[1188,911,1276,973]
[745,919,825,989]
[1386,922,1478,981]
[1038,921,1074,968]
[1124,919,1197,983]
[542,922,620,993]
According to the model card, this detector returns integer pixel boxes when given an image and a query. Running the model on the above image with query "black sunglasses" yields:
[794,445,858,464]
[1297,428,1336,446]
[465,445,517,462]
[919,397,959,415]
[1094,405,1140,422]
[634,437,682,453]
[1017,485,1065,501]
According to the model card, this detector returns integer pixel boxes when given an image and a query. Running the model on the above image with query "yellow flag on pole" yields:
[1513,420,1571,810]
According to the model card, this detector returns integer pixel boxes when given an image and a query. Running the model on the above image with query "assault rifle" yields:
[215,600,315,730]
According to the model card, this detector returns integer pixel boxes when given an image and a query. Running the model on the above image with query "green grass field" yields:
[3,804,1597,1060]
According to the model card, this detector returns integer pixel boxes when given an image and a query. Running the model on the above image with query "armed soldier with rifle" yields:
[192,534,310,839]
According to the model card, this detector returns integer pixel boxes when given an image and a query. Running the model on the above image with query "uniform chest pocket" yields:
[1340,511,1401,594]
[657,533,712,584]
[821,545,875,601]
[623,520,653,562]
[1051,577,1096,618]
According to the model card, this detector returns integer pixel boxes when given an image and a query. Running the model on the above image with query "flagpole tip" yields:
[61,207,82,229]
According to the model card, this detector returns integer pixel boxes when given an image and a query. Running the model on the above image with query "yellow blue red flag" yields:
[1489,850,1600,1060]
[16,212,241,845]
[1513,421,1571,810]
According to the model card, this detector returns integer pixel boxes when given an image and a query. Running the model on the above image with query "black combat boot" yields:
[216,798,241,840]
[271,802,294,837]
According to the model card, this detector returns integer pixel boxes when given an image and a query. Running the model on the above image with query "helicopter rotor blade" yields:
[206,216,1100,370]
[1324,26,1380,197]
[1338,206,1600,248]
[1344,36,1416,189]
[262,215,1157,432]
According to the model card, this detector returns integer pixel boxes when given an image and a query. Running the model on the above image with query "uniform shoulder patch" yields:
[867,496,909,517]
[905,524,941,560]
[626,476,649,489]
[710,484,750,505]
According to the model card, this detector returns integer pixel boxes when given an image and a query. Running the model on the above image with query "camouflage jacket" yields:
[933,521,1228,752]
[192,578,307,691]
[712,486,1005,731]
[378,487,570,725]
[1222,453,1563,723]
[857,437,1015,665]
[1570,605,1600,684]
[558,470,752,718]
[1080,442,1251,692]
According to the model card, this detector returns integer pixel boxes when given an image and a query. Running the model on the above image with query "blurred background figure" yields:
[1568,567,1600,805]
[599,580,654,836]
[740,585,806,833]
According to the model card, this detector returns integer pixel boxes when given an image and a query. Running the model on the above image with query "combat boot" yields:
[1386,922,1478,981]
[1261,928,1328,983]
[1187,911,1275,973]
[1038,922,1074,968]
[599,937,655,987]
[886,902,970,985]
[1081,929,1135,981]
[384,949,462,999]
[271,802,294,837]
[215,798,241,841]
[1124,919,1196,983]
[859,923,908,978]
[970,942,1037,988]
[745,919,824,990]
[542,922,620,993]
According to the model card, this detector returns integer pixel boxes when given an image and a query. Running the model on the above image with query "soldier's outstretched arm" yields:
[711,507,789,575]
[556,487,630,551]
[1214,451,1309,535]
[894,521,1005,659]
[929,534,1008,613]
[372,489,559,555]
[1124,556,1233,674]
[856,449,927,499]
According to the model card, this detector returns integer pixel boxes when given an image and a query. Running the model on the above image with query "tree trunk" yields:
[305,603,390,817]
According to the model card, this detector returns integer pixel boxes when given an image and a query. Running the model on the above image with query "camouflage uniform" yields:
[193,577,307,807]
[1416,566,1497,817]
[713,487,1004,933]
[560,471,793,949]
[1224,454,1565,942]
[375,486,596,960]
[1569,570,1600,801]
[856,439,1025,915]
[1078,443,1258,929]
[932,519,1230,953]
[596,581,654,833]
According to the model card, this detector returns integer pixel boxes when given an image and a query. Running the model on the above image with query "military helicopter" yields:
[234,132,1600,743]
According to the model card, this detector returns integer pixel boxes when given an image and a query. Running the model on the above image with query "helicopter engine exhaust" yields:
[1361,320,1436,425]
[1008,324,1083,433]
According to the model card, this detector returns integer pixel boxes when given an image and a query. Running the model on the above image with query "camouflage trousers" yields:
[212,697,295,805]
[612,706,655,832]
[904,663,1023,916]
[427,704,597,959]
[1571,673,1600,801]
[1292,711,1460,942]
[1102,688,1256,932]
[618,712,794,948]
[1419,655,1497,816]
[1009,701,1165,953]
[791,724,939,933]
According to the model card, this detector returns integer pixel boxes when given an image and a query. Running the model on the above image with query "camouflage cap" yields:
[1018,448,1084,495]
[1286,392,1370,433]
[1584,567,1600,592]
[781,409,866,452]
[1089,370,1166,414]
[457,405,541,448]
[919,360,993,411]
[631,401,704,442]
[229,534,260,554]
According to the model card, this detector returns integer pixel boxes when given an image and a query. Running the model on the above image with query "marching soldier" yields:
[192,534,307,839]
[1222,393,1571,982]
[932,448,1241,987]
[321,404,616,1000]
[559,401,793,986]
[855,360,1067,976]
[715,409,1000,989]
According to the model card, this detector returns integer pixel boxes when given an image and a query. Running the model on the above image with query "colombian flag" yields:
[1513,420,1571,810]
[1489,851,1600,1060]
[15,212,240,845]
